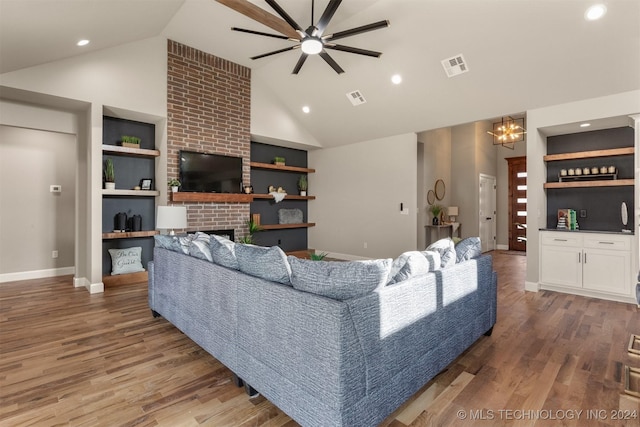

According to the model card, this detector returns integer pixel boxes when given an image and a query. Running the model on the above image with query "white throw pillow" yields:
[108,247,145,275]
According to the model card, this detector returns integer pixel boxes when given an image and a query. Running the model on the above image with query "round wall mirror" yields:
[427,189,436,205]
[435,179,445,200]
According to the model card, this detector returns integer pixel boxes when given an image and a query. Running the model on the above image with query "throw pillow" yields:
[108,247,145,275]
[210,234,239,270]
[289,256,392,300]
[278,208,303,224]
[455,237,482,262]
[426,238,456,268]
[154,235,183,253]
[388,251,433,285]
[235,244,292,285]
[422,250,441,271]
[188,232,212,262]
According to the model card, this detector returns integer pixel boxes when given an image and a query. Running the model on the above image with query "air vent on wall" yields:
[441,54,469,78]
[346,90,367,106]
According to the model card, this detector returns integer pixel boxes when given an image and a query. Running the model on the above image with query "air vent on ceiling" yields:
[346,90,367,106]
[441,54,469,78]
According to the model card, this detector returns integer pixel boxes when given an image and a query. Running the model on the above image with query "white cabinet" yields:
[540,231,633,303]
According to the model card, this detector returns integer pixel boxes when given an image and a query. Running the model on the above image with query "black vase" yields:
[432,217,439,225]
[131,215,142,232]
[114,212,127,231]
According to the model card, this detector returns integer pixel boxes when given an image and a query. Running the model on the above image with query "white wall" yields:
[526,90,640,291]
[308,133,418,260]
[0,126,76,281]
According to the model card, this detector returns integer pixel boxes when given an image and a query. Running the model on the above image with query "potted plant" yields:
[167,178,181,193]
[104,158,115,190]
[310,251,328,261]
[273,156,286,166]
[297,175,308,196]
[239,218,263,244]
[429,204,443,225]
[121,135,141,148]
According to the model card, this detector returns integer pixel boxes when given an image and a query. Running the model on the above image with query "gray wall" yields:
[0,125,76,276]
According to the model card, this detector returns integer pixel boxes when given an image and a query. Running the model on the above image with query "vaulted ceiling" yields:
[1,0,639,147]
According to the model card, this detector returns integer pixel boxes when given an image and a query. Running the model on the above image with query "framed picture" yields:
[140,178,153,190]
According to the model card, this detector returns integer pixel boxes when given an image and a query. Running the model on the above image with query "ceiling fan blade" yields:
[216,0,298,39]
[232,27,293,40]
[265,0,305,36]
[292,53,309,74]
[325,44,382,58]
[315,0,342,36]
[325,20,390,41]
[251,45,299,60]
[319,51,344,74]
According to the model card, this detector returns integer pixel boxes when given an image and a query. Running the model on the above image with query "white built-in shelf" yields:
[102,144,160,158]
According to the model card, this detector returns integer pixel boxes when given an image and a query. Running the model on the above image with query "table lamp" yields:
[156,206,187,235]
[447,206,459,222]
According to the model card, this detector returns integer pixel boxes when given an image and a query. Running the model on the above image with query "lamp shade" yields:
[447,206,459,216]
[156,206,187,235]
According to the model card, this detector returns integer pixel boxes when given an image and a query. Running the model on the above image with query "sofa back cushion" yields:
[455,237,482,262]
[288,257,392,300]
[235,244,292,285]
[426,238,456,268]
[154,234,191,254]
[210,234,240,270]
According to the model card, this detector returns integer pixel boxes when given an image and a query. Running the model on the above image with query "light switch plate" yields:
[50,185,61,193]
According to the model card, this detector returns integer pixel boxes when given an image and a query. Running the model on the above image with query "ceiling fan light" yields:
[301,38,323,55]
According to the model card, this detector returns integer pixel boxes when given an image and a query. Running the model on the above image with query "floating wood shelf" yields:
[103,189,160,197]
[103,270,148,287]
[543,147,634,162]
[102,144,160,158]
[171,192,253,203]
[260,223,316,230]
[544,179,634,189]
[250,161,315,173]
[252,194,316,200]
[102,230,159,239]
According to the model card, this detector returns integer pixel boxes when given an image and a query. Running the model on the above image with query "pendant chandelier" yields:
[488,116,526,149]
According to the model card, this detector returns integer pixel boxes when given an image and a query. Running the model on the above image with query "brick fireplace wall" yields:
[167,40,251,238]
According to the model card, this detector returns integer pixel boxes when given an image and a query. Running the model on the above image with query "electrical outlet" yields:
[52,250,58,259]
[580,209,587,218]
[50,185,61,193]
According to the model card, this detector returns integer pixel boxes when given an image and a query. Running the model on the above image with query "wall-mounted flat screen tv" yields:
[179,150,243,193]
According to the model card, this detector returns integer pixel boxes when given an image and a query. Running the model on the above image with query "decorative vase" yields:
[105,182,115,190]
[432,217,439,225]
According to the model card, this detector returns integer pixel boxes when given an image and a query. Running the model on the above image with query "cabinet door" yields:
[540,246,582,288]
[582,249,630,295]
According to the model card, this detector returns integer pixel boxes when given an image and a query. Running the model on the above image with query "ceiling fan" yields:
[217,0,390,74]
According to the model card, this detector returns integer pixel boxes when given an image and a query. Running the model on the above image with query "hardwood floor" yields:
[1,251,638,426]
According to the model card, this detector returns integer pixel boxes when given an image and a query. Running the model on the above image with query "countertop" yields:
[539,228,634,236]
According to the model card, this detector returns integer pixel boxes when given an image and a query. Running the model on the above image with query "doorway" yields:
[479,174,496,252]
[507,156,527,251]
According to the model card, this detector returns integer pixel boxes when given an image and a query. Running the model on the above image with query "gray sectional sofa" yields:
[148,235,497,427]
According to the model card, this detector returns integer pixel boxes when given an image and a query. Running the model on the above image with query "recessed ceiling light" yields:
[580,123,591,128]
[302,106,310,114]
[585,4,607,21]
[391,74,402,85]
[77,39,90,46]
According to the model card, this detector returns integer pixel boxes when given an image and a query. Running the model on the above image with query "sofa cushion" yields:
[210,234,239,270]
[289,257,392,300]
[188,232,212,262]
[108,247,145,275]
[388,251,435,285]
[426,238,456,268]
[154,234,190,254]
[235,244,292,285]
[422,250,441,271]
[455,237,482,262]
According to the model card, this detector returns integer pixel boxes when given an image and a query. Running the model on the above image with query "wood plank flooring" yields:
[1,251,638,426]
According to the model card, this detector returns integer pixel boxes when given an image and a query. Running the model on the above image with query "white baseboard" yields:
[72,276,104,293]
[525,281,540,292]
[0,266,75,283]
